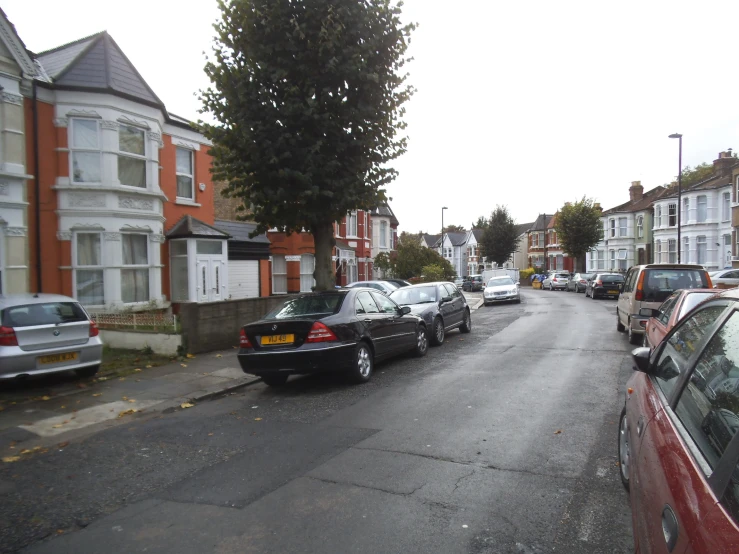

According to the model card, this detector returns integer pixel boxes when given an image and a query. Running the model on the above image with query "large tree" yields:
[200,0,415,290]
[391,238,455,279]
[472,216,488,230]
[480,206,518,266]
[554,197,603,272]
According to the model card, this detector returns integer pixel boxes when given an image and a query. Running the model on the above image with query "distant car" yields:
[542,272,570,291]
[566,272,594,293]
[585,273,624,300]
[389,282,471,346]
[384,279,412,288]
[237,289,428,386]
[641,288,717,349]
[0,293,103,380]
[453,277,465,288]
[710,269,739,289]
[483,276,520,306]
[462,275,484,292]
[345,280,398,295]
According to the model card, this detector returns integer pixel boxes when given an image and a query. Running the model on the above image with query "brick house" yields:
[527,214,552,270]
[544,212,574,272]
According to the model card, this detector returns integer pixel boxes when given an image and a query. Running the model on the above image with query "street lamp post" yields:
[441,207,448,259]
[669,133,683,263]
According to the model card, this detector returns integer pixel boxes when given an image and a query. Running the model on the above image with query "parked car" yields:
[462,275,484,292]
[585,273,625,300]
[617,264,713,345]
[641,288,717,350]
[453,277,465,288]
[0,293,103,380]
[389,282,471,346]
[345,280,398,295]
[710,269,739,289]
[542,272,570,291]
[483,276,520,306]
[237,289,428,386]
[384,279,412,288]
[619,287,739,553]
[566,272,594,293]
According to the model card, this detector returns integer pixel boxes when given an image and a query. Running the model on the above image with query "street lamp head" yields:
[668,133,682,139]
[442,206,448,210]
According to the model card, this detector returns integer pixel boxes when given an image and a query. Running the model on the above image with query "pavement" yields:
[0,288,633,554]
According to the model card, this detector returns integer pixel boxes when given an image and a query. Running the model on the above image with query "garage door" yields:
[228,260,259,299]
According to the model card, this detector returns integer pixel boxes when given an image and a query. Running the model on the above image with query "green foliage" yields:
[421,264,445,282]
[388,239,455,279]
[519,267,535,281]
[678,163,715,188]
[480,206,519,266]
[554,197,603,272]
[444,224,466,233]
[199,0,416,290]
[472,216,488,229]
[373,251,393,276]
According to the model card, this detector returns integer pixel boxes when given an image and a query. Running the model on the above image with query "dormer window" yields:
[118,124,147,188]
[70,118,101,183]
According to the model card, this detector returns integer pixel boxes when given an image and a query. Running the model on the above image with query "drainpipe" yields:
[32,80,42,292]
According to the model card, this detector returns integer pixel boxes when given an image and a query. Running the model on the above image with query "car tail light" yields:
[89,320,99,337]
[580,279,586,284]
[239,328,253,348]
[706,274,713,289]
[635,271,646,301]
[553,277,557,282]
[596,279,603,286]
[306,321,337,343]
[0,326,18,347]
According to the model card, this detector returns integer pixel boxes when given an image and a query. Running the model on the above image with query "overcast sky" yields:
[6,0,739,233]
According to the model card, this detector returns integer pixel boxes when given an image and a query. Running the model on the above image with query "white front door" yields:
[196,258,225,302]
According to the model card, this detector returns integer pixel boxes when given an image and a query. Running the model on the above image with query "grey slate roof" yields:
[214,220,269,244]
[434,231,468,248]
[529,214,553,232]
[421,234,441,247]
[370,203,400,226]
[37,31,163,107]
[166,215,230,239]
[515,222,534,236]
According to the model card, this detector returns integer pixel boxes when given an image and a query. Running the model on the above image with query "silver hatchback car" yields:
[0,293,103,379]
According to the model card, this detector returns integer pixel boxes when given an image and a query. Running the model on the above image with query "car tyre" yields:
[262,374,289,387]
[350,342,374,384]
[549,283,553,291]
[74,365,100,379]
[431,317,445,346]
[616,310,626,332]
[460,309,472,333]
[414,326,428,357]
[618,407,631,492]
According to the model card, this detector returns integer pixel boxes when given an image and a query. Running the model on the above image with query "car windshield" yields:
[389,286,438,305]
[600,274,624,283]
[643,269,710,303]
[678,292,716,319]
[2,302,89,328]
[264,294,345,319]
[488,277,514,287]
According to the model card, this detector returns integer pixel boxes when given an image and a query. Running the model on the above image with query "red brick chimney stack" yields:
[629,181,644,202]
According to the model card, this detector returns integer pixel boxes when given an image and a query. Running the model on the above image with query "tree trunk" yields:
[312,221,336,291]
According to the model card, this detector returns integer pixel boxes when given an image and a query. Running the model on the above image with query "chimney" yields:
[593,202,602,213]
[629,181,644,202]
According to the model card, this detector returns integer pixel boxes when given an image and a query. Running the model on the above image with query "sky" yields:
[6,0,739,234]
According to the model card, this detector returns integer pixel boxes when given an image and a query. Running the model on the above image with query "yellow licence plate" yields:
[261,334,295,346]
[39,352,78,364]
[608,290,619,295]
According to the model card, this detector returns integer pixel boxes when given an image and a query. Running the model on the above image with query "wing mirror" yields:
[441,296,452,303]
[399,306,411,315]
[631,347,651,373]
[639,308,659,318]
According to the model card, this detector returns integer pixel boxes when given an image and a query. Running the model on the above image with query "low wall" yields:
[178,295,296,354]
[99,329,182,356]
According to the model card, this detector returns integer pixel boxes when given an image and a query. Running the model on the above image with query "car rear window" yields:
[643,269,710,303]
[2,302,89,328]
[264,294,345,320]
[600,274,624,283]
[555,273,569,279]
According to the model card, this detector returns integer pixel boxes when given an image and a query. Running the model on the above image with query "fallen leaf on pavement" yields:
[118,378,126,381]
[186,353,195,359]
[215,354,222,358]
[20,449,33,455]
[0,407,4,412]
[41,396,51,401]
[117,409,137,418]
[2,456,21,463]
[98,377,108,381]
[60,406,66,409]
[122,396,128,400]
[181,364,187,368]
[92,393,102,397]
[180,402,194,409]
[128,399,136,403]
[52,424,63,428]
[56,530,64,535]
[145,365,152,368]
[254,418,262,421]
[208,433,214,436]
[554,430,562,435]
[76,383,87,389]
[134,368,142,372]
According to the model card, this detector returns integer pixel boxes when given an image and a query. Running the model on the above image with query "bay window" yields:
[683,198,689,222]
[121,234,150,303]
[380,220,388,248]
[347,211,358,237]
[656,240,662,263]
[683,237,690,263]
[169,240,189,302]
[300,254,315,292]
[70,119,101,183]
[610,250,616,269]
[176,147,194,199]
[618,249,628,270]
[610,219,616,237]
[696,236,707,265]
[74,232,104,305]
[697,195,707,223]
[722,192,731,221]
[597,250,605,269]
[636,215,644,238]
[655,206,662,228]
[668,239,677,263]
[618,217,627,237]
[668,204,677,227]
[118,124,147,188]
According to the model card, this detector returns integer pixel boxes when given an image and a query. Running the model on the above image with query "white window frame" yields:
[300,254,315,293]
[169,239,190,302]
[668,239,677,264]
[656,240,662,264]
[636,215,644,239]
[118,124,148,189]
[347,211,358,237]
[618,249,628,270]
[73,231,105,306]
[609,250,616,269]
[347,258,358,284]
[618,217,627,237]
[175,147,195,200]
[531,233,538,248]
[697,195,708,223]
[272,255,287,294]
[609,219,616,237]
[655,206,662,229]
[683,197,690,222]
[696,235,707,265]
[380,220,388,248]
[597,249,605,270]
[722,191,731,221]
[69,118,102,184]
[121,233,151,304]
[668,203,677,227]
[364,212,368,238]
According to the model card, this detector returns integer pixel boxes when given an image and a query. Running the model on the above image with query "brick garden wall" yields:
[178,295,296,353]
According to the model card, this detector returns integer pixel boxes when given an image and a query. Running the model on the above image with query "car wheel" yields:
[431,317,445,346]
[74,365,100,379]
[516,297,521,304]
[549,283,553,291]
[414,326,428,357]
[460,310,472,333]
[616,310,626,332]
[628,324,641,345]
[618,407,630,492]
[261,374,289,387]
[350,342,374,383]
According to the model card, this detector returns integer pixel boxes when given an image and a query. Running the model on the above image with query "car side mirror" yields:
[631,347,651,373]
[441,296,452,303]
[399,306,411,315]
[639,308,659,318]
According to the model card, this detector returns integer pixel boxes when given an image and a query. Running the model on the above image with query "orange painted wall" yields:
[25,98,67,295]
[259,259,270,297]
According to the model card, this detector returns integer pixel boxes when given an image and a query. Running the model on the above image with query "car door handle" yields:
[662,505,679,552]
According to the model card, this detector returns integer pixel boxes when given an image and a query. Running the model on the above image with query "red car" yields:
[620,288,739,553]
[641,289,717,350]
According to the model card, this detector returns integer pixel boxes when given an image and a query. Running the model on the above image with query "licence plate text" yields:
[39,352,78,365]
[262,334,295,346]
[608,290,619,295]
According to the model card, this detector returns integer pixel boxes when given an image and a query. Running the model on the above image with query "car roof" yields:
[398,282,450,288]
[717,288,739,301]
[0,293,80,309]
[638,264,707,270]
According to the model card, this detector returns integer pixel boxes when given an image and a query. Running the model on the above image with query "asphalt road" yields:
[1,288,635,554]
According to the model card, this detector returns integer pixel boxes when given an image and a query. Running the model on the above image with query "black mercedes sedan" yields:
[237,289,428,386]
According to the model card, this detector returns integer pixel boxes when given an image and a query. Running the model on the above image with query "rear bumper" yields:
[629,315,648,335]
[592,287,620,297]
[237,342,357,376]
[0,339,104,379]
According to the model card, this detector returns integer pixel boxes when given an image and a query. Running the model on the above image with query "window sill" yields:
[175,198,201,207]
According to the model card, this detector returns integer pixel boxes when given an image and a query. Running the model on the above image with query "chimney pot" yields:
[629,180,644,202]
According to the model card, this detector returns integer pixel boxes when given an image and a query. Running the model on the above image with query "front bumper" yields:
[0,339,103,379]
[237,342,357,376]
[484,292,519,303]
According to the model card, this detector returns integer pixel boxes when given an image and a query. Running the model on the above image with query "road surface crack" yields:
[306,475,426,498]
[452,468,476,492]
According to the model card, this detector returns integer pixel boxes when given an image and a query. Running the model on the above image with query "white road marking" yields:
[19,400,162,437]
